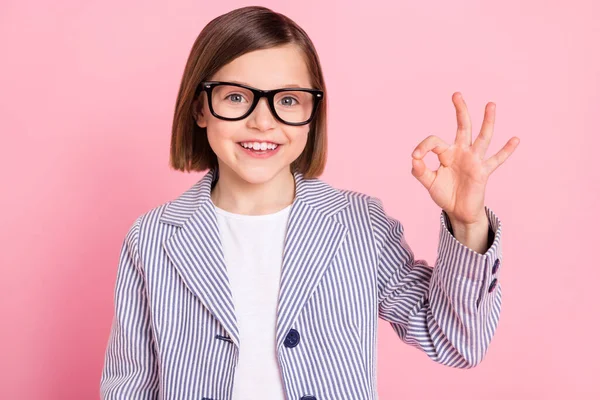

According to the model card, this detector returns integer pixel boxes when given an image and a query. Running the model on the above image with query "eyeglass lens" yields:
[211,85,315,124]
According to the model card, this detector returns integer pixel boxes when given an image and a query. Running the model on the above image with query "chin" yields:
[231,163,289,185]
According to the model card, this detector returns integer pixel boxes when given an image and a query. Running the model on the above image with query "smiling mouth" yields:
[237,142,280,151]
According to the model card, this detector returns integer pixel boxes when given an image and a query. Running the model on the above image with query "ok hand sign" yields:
[411,92,520,226]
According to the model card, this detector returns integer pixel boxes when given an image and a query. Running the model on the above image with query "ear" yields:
[192,95,208,128]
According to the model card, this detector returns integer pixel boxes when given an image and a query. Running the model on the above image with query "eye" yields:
[279,96,299,107]
[225,93,248,104]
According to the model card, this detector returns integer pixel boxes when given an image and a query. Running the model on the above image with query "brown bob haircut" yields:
[169,6,328,178]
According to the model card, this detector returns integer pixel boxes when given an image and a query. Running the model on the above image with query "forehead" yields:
[211,44,312,89]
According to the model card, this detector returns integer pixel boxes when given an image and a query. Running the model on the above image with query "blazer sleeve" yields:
[100,217,160,399]
[368,196,503,368]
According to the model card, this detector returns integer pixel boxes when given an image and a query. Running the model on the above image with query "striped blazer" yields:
[100,167,503,400]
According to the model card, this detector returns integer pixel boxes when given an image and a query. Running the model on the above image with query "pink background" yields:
[1,0,598,398]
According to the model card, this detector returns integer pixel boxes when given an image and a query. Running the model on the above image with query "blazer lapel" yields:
[159,167,350,352]
[275,171,349,351]
[160,168,240,347]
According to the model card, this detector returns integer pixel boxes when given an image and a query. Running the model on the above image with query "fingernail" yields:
[413,150,420,157]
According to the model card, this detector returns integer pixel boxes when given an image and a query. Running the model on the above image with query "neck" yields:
[210,164,295,216]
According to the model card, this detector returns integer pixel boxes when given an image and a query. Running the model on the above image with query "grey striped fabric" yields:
[100,167,503,400]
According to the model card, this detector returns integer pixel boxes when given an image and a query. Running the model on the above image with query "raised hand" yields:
[410,92,520,227]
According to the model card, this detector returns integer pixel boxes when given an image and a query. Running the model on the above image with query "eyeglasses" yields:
[195,81,324,126]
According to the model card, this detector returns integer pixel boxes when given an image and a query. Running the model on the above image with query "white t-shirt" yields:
[214,203,292,400]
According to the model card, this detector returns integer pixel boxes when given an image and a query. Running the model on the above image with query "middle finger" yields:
[453,92,472,146]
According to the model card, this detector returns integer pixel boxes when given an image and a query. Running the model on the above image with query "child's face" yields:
[194,44,313,185]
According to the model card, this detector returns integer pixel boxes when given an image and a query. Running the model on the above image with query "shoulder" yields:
[121,177,203,242]
[322,179,391,226]
[323,179,402,248]
[314,177,372,209]
[121,201,173,243]
[134,175,209,232]
[324,179,387,215]
[322,181,399,257]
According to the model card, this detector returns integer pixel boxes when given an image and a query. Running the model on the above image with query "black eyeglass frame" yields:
[195,81,324,126]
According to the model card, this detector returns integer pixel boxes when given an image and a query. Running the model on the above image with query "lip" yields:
[237,142,281,159]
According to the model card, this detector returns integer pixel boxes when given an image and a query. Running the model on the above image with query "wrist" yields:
[446,211,491,254]
[447,209,488,231]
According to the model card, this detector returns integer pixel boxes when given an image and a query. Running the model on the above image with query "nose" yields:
[249,97,277,130]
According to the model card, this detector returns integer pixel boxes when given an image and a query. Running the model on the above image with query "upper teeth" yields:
[240,142,278,150]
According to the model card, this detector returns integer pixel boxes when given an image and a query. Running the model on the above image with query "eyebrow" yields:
[227,80,304,89]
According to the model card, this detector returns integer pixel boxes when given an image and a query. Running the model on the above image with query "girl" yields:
[100,5,519,400]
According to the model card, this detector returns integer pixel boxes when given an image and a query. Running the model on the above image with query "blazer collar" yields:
[160,166,349,350]
[159,166,348,225]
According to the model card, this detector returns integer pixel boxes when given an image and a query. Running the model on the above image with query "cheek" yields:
[205,125,236,159]
[206,120,241,146]
[286,128,310,152]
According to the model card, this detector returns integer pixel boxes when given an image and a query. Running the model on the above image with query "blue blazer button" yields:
[284,329,300,348]
[492,259,500,274]
[300,396,317,400]
[488,278,498,293]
